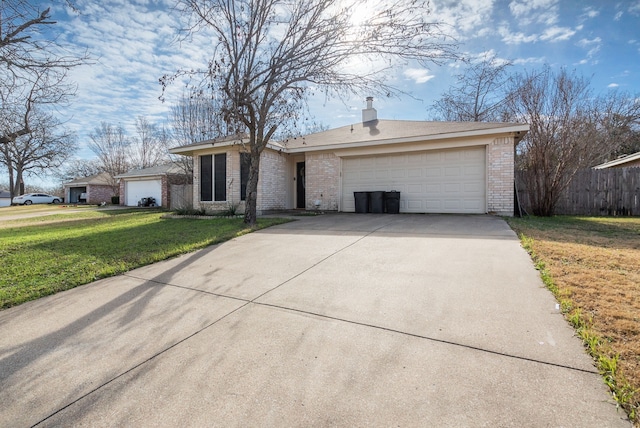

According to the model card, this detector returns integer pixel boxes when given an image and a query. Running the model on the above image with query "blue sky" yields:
[16,0,640,186]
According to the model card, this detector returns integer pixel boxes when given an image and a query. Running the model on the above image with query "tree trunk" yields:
[8,167,15,200]
[13,167,24,198]
[528,169,559,216]
[243,148,261,227]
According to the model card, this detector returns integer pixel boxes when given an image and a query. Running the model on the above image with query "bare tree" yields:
[170,90,235,146]
[129,116,170,169]
[591,90,640,160]
[505,66,629,216]
[0,109,77,197]
[168,90,232,176]
[87,122,131,195]
[0,1,88,145]
[431,52,512,122]
[163,0,458,226]
[55,158,104,181]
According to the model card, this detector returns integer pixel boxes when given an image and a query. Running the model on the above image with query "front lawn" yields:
[506,216,640,424]
[0,209,289,309]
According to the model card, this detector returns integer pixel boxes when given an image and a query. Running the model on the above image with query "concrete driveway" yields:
[0,214,630,427]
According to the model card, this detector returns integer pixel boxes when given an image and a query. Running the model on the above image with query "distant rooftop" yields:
[593,151,640,169]
[115,163,186,178]
[64,172,112,186]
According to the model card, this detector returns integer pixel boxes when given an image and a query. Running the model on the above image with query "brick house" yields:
[63,172,115,204]
[116,163,192,208]
[169,99,529,216]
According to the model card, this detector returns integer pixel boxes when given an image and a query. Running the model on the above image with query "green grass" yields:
[0,209,290,309]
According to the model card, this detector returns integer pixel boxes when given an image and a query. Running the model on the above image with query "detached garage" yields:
[116,163,191,208]
[124,179,162,206]
[63,172,114,204]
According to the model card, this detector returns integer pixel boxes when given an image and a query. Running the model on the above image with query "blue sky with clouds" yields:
[16,0,640,186]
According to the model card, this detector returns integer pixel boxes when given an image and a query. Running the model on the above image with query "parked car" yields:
[12,193,62,205]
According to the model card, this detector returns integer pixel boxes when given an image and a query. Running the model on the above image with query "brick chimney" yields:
[362,96,377,123]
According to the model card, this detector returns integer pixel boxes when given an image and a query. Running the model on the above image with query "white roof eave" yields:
[169,140,284,155]
[168,124,529,155]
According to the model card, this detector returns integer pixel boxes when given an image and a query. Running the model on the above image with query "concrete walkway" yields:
[0,214,630,427]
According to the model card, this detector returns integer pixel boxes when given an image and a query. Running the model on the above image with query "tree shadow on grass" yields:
[508,216,640,251]
[0,244,243,427]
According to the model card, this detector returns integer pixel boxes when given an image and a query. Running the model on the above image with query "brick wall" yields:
[486,136,515,216]
[257,150,288,212]
[119,180,125,205]
[305,152,340,211]
[192,147,289,214]
[87,185,115,205]
[192,153,201,210]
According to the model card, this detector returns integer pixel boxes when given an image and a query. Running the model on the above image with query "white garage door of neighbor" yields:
[125,180,162,206]
[341,146,486,213]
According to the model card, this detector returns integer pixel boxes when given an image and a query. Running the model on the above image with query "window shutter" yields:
[214,153,227,201]
[200,155,213,201]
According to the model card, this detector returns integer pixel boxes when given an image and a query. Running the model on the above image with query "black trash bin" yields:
[370,191,385,213]
[385,191,400,214]
[354,192,369,213]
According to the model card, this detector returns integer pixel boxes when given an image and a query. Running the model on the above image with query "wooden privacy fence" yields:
[516,168,640,216]
[170,184,193,210]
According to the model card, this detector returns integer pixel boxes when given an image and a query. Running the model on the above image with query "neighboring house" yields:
[63,172,115,204]
[593,151,640,169]
[0,190,11,207]
[116,163,192,208]
[169,98,529,216]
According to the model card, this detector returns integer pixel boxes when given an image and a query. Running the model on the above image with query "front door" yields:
[296,162,305,209]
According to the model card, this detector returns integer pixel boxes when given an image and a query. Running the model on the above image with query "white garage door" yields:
[341,146,486,213]
[125,180,162,207]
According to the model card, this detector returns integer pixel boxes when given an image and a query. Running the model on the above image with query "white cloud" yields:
[629,1,640,15]
[582,7,599,19]
[512,56,546,65]
[614,11,623,20]
[509,0,557,16]
[498,25,539,44]
[508,0,559,25]
[472,49,511,66]
[608,83,620,88]
[429,0,496,40]
[576,37,602,62]
[497,21,577,46]
[539,26,576,42]
[403,68,436,84]
[577,37,602,48]
[56,0,207,149]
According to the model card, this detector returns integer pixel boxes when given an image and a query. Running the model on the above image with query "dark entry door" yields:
[296,162,305,209]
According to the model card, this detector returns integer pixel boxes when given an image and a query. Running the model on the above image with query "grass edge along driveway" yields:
[0,209,290,310]
[506,216,640,426]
